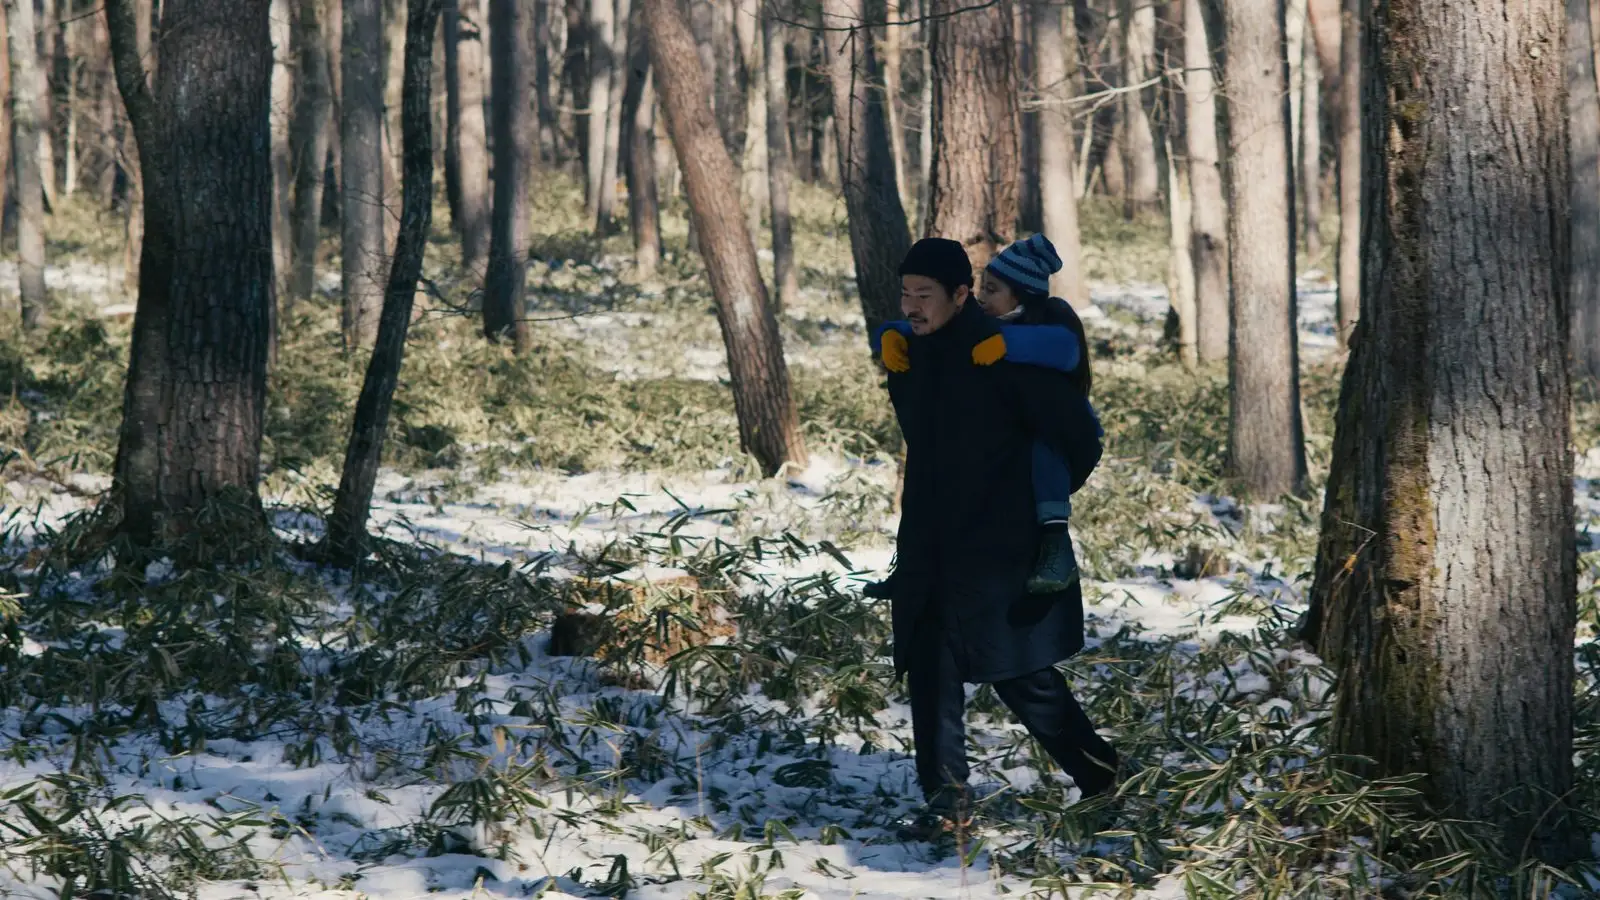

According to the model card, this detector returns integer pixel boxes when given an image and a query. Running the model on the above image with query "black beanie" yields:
[897,238,973,295]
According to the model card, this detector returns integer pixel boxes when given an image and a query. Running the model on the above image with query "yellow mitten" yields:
[881,329,911,373]
[972,333,1007,366]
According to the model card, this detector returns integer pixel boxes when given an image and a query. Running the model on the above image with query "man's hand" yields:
[881,329,911,373]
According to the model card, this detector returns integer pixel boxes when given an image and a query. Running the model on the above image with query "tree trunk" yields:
[535,0,556,158]
[564,0,589,165]
[1573,0,1600,384]
[763,9,798,309]
[343,0,386,351]
[8,0,49,329]
[1168,142,1196,367]
[585,0,615,220]
[0,2,11,242]
[602,0,632,229]
[645,0,807,476]
[926,0,1018,270]
[482,0,533,350]
[61,12,78,200]
[443,0,490,271]
[1119,0,1159,215]
[119,0,153,293]
[324,0,344,227]
[105,0,276,550]
[822,0,914,337]
[1220,0,1306,497]
[1033,0,1088,308]
[327,0,442,564]
[289,0,334,305]
[710,0,740,154]
[1307,0,1575,860]
[1185,0,1228,363]
[271,0,295,303]
[1300,27,1322,255]
[1334,0,1358,344]
[623,25,660,275]
[383,0,407,249]
[38,0,58,213]
[883,0,910,215]
[736,0,767,244]
[915,2,932,232]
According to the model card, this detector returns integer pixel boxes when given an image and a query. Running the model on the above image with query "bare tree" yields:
[105,0,275,549]
[0,3,10,243]
[1033,0,1088,307]
[925,0,1018,270]
[1185,0,1227,363]
[882,0,910,213]
[586,0,616,220]
[482,0,533,350]
[289,0,335,305]
[622,0,661,273]
[1219,0,1306,497]
[271,0,295,297]
[1299,18,1321,255]
[736,0,767,242]
[1306,0,1574,860]
[342,0,386,351]
[1118,0,1159,215]
[763,8,798,308]
[822,0,913,335]
[599,0,632,229]
[645,0,807,476]
[327,0,444,563]
[1335,0,1358,343]
[7,0,49,329]
[444,0,490,271]
[1572,0,1600,383]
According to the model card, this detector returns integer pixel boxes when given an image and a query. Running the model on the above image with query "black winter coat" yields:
[886,300,1101,683]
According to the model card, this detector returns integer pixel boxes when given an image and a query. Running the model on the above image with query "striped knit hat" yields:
[986,234,1063,298]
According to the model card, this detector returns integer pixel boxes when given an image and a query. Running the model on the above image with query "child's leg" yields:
[1029,440,1080,593]
[1030,440,1074,525]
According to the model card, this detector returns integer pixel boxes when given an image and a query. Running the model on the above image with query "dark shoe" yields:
[1027,529,1081,594]
[1070,750,1121,803]
[896,787,972,841]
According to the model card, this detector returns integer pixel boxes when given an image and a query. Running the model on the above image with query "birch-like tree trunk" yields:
[443,0,490,270]
[1033,0,1088,307]
[763,8,798,308]
[7,0,49,329]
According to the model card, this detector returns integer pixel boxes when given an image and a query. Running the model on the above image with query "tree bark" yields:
[327,0,442,564]
[763,9,798,309]
[38,0,58,213]
[535,0,557,158]
[289,0,334,305]
[822,0,914,337]
[382,0,407,250]
[119,0,153,293]
[482,0,533,350]
[622,0,659,273]
[324,0,344,227]
[1033,0,1088,308]
[1220,0,1306,497]
[61,9,78,200]
[444,0,490,271]
[915,1,932,232]
[926,0,1018,270]
[645,0,807,476]
[1300,26,1322,255]
[1334,0,1358,344]
[0,2,11,243]
[884,0,911,216]
[603,0,632,230]
[271,0,295,304]
[585,0,616,221]
[342,0,386,351]
[105,0,276,549]
[736,0,767,244]
[1307,0,1575,860]
[1572,0,1600,383]
[1118,0,1159,215]
[8,0,49,329]
[1185,0,1228,363]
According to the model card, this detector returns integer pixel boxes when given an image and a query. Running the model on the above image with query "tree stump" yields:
[548,567,735,665]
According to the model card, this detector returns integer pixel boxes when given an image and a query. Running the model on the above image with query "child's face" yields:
[978,274,1021,317]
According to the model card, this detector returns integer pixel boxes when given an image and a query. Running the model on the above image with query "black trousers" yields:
[907,627,1116,799]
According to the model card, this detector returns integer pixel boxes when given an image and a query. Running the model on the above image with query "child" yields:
[869,234,1096,595]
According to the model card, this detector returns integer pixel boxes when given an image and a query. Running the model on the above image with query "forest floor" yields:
[0,181,1597,899]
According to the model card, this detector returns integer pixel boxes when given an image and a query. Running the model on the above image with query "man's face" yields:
[901,275,968,335]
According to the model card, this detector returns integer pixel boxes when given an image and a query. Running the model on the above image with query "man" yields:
[876,238,1117,836]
